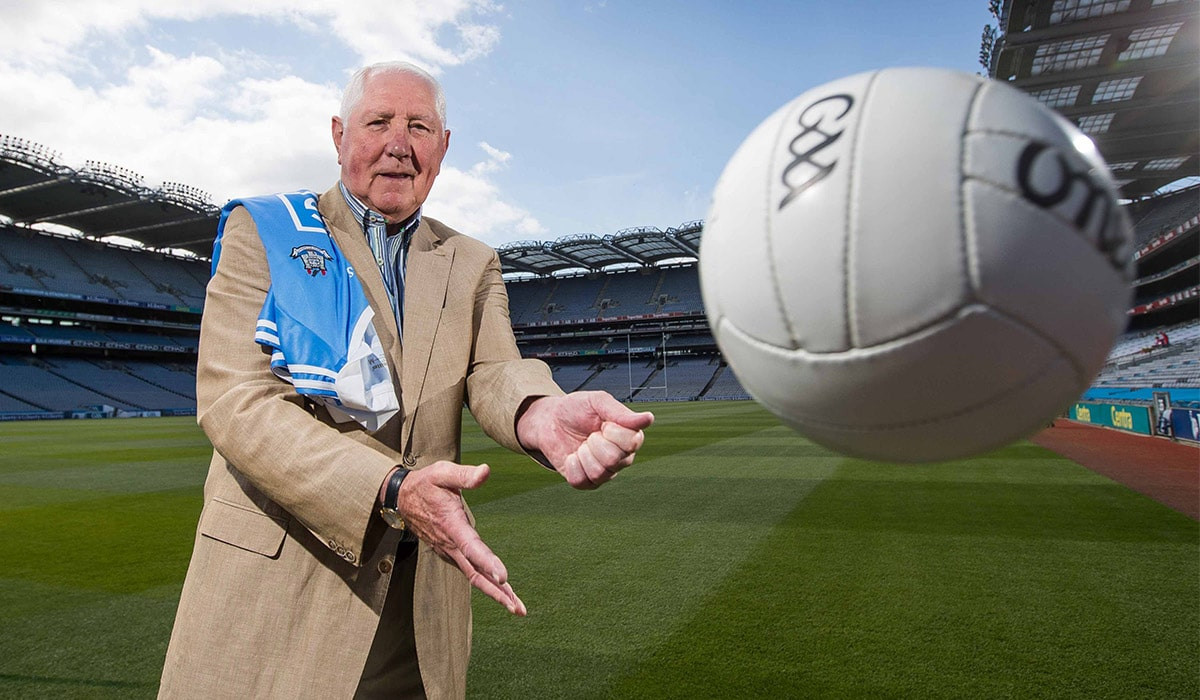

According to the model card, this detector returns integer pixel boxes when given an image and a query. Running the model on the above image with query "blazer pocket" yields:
[199,498,289,559]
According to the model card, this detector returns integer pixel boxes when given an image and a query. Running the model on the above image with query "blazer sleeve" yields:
[195,206,397,566]
[464,249,564,454]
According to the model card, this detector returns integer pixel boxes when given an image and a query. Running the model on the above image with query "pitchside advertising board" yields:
[1069,401,1152,435]
[1069,399,1200,443]
[1168,407,1200,443]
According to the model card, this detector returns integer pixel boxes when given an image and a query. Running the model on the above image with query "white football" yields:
[700,67,1135,462]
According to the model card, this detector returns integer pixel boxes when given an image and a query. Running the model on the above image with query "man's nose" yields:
[386,130,411,159]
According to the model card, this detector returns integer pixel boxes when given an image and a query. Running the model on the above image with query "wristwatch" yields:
[379,467,411,530]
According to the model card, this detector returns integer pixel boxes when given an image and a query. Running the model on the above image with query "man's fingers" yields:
[427,462,491,491]
[445,546,526,616]
[585,431,634,477]
[437,517,526,616]
[599,421,645,454]
[559,452,599,490]
[590,393,654,431]
[457,529,508,587]
[576,440,614,487]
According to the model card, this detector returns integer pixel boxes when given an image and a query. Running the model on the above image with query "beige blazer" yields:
[159,185,562,699]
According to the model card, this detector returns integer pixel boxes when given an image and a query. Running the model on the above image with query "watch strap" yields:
[383,467,410,511]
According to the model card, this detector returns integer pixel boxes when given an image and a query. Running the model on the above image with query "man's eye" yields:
[410,123,430,132]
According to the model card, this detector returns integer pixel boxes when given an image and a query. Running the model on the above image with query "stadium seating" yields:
[0,355,195,412]
[0,224,207,308]
[549,363,598,392]
[702,365,753,401]
[1129,185,1200,247]
[577,361,659,402]
[505,278,556,325]
[1105,319,1200,360]
[506,264,705,326]
[632,357,720,401]
[1094,319,1200,389]
[595,269,660,318]
[1,356,131,411]
[657,267,704,314]
[542,275,608,321]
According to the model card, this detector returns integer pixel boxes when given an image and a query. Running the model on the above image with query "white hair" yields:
[339,61,447,127]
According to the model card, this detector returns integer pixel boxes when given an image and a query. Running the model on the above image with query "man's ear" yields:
[332,116,345,164]
[444,129,451,153]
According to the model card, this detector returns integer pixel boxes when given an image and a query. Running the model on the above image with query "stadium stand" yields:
[704,364,753,401]
[1129,184,1200,247]
[577,361,660,402]
[548,362,599,393]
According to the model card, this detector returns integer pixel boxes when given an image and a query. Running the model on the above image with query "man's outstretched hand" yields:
[388,392,651,616]
[515,391,654,489]
[393,462,526,616]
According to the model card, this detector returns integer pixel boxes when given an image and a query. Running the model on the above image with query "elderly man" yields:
[159,61,653,699]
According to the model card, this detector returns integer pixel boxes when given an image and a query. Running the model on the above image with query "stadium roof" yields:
[990,0,1199,198]
[0,135,219,256]
[0,133,705,275]
[497,221,701,277]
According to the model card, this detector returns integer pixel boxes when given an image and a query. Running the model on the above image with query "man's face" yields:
[332,71,450,224]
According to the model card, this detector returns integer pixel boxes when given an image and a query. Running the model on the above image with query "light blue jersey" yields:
[212,191,399,431]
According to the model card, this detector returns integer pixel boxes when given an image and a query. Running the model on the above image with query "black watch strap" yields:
[384,467,411,511]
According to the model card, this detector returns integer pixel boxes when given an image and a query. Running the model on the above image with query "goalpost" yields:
[626,330,668,401]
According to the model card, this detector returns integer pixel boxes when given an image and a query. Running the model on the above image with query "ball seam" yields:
[765,93,801,349]
[960,77,988,303]
[844,69,883,350]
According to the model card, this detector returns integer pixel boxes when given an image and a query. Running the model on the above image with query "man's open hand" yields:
[395,461,526,616]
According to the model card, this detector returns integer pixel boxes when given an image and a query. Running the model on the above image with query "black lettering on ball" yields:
[1016,140,1122,272]
[778,93,855,211]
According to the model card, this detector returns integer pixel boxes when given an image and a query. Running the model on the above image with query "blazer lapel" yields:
[401,219,453,429]
[317,185,403,377]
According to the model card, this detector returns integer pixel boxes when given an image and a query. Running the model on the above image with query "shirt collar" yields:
[337,180,421,242]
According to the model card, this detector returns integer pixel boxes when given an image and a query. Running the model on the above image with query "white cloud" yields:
[0,1,546,246]
[0,1,504,72]
[472,141,513,175]
[427,142,545,245]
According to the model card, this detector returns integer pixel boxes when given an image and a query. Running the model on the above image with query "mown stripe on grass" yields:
[462,400,786,509]
[465,422,842,698]
[0,488,201,594]
[0,579,180,699]
[609,443,1200,699]
[0,418,210,476]
[0,457,209,504]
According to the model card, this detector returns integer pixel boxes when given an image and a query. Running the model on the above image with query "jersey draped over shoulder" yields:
[213,191,399,430]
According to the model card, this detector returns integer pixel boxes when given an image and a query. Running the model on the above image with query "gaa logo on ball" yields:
[699,67,1134,462]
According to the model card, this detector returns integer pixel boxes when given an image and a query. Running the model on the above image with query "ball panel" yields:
[766,353,1080,462]
[969,79,1081,148]
[964,177,1132,381]
[718,305,1064,430]
[963,130,1134,280]
[849,68,981,348]
[767,71,876,353]
[701,103,796,350]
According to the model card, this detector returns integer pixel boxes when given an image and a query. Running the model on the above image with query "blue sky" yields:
[0,1,994,247]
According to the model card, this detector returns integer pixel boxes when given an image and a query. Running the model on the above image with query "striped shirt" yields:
[338,181,420,339]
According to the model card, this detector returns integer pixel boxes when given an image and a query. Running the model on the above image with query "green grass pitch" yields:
[0,402,1195,698]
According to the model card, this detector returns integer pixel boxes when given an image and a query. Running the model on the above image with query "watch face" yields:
[381,508,406,530]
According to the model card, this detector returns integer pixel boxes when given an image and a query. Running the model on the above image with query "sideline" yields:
[1032,419,1199,520]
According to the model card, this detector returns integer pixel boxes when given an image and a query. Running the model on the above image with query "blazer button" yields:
[378,559,393,574]
[402,454,417,467]
[345,551,357,564]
